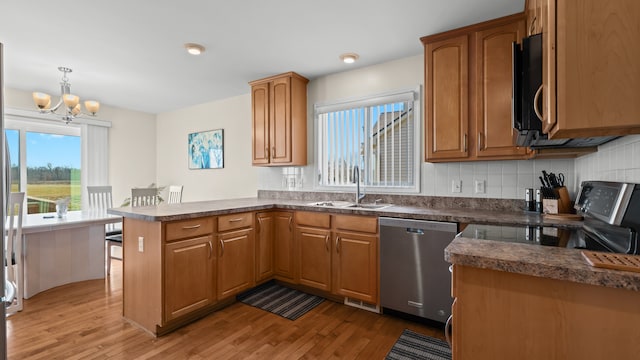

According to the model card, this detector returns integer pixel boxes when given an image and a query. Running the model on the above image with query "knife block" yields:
[554,186,572,213]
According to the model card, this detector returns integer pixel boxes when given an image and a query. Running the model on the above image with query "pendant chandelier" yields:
[32,67,100,123]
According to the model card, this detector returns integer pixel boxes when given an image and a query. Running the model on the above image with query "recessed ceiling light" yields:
[184,43,206,55]
[340,53,359,64]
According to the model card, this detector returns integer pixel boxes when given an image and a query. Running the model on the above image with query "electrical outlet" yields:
[451,180,462,193]
[138,236,144,252]
[475,180,485,194]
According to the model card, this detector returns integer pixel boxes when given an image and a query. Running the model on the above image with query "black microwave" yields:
[512,34,618,148]
[512,33,543,147]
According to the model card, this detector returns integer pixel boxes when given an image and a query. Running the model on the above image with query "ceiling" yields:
[1,0,524,115]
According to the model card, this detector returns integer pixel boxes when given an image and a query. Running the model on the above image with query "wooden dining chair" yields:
[131,187,159,207]
[87,185,122,275]
[167,185,183,204]
[5,192,25,315]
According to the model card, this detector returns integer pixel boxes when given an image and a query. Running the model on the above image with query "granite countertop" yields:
[107,197,583,228]
[446,236,640,292]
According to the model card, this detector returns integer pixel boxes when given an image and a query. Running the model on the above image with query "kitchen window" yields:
[315,88,420,193]
[5,109,111,213]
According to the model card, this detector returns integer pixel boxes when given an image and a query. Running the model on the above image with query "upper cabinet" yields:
[534,0,640,139]
[422,14,531,162]
[249,72,309,166]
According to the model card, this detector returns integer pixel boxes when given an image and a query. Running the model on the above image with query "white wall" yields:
[4,88,157,205]
[256,55,577,199]
[155,94,258,202]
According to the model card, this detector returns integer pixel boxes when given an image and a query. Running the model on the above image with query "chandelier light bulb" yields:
[32,92,52,109]
[63,94,80,109]
[84,100,100,115]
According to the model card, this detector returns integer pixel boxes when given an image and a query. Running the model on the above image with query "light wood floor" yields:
[7,260,445,359]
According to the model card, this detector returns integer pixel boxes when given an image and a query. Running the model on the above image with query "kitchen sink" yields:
[306,201,392,210]
[306,201,353,208]
[346,203,392,210]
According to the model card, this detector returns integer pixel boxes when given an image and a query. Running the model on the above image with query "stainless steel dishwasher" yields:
[380,217,457,323]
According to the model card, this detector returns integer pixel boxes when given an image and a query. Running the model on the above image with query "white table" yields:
[21,210,122,299]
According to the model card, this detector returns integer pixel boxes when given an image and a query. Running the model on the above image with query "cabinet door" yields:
[475,19,531,159]
[251,82,270,165]
[164,235,215,322]
[332,231,378,303]
[297,226,332,291]
[425,34,469,161]
[255,213,274,282]
[269,76,292,164]
[217,229,254,299]
[273,211,295,282]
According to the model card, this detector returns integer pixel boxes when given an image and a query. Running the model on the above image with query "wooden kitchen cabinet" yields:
[474,19,530,159]
[537,0,640,139]
[217,213,255,299]
[451,264,640,359]
[249,72,308,166]
[255,211,294,283]
[273,211,296,283]
[255,212,274,283]
[123,216,217,335]
[296,211,332,291]
[164,235,215,322]
[332,215,378,304]
[423,14,532,162]
[424,34,469,161]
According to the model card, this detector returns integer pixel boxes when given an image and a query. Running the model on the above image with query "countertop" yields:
[107,197,583,228]
[109,196,639,292]
[446,236,640,292]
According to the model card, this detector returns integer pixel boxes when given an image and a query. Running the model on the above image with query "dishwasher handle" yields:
[406,228,425,235]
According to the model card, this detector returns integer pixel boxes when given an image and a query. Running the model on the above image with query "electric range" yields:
[459,181,640,255]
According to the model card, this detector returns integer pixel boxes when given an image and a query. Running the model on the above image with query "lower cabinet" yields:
[297,226,332,291]
[273,211,295,282]
[217,228,254,299]
[332,230,378,304]
[451,264,640,359]
[255,212,275,282]
[295,212,379,304]
[164,235,215,322]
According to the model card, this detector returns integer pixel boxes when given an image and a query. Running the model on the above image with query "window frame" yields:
[4,108,111,214]
[313,87,422,194]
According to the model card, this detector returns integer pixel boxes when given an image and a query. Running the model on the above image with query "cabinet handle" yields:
[445,314,453,347]
[478,132,483,151]
[208,241,213,259]
[335,236,341,254]
[228,218,244,223]
[463,133,468,153]
[324,235,329,252]
[271,147,275,159]
[265,147,269,158]
[533,85,544,122]
[288,216,293,232]
[256,217,261,233]
[181,224,201,230]
[219,238,225,257]
[529,16,537,36]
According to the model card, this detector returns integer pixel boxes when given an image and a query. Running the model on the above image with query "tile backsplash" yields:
[257,135,640,200]
[575,135,640,185]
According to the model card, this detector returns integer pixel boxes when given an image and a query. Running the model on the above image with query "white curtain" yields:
[81,124,109,210]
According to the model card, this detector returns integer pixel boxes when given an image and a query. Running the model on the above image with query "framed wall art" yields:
[188,129,224,169]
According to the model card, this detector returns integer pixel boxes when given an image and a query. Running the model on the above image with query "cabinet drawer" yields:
[334,215,378,234]
[218,212,253,232]
[165,217,214,242]
[296,211,331,228]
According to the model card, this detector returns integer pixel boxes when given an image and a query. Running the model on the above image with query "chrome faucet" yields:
[353,166,365,204]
